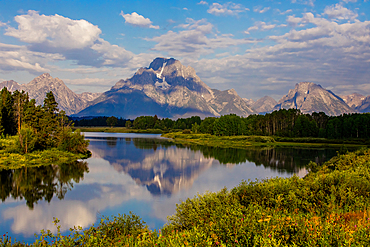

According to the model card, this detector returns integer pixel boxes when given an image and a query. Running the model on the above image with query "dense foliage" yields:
[2,148,370,246]
[0,87,89,157]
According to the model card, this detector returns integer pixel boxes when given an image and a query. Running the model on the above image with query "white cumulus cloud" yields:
[253,6,271,14]
[245,21,276,34]
[207,2,248,16]
[119,11,159,29]
[148,18,255,58]
[324,4,358,20]
[5,10,101,50]
[3,11,138,69]
[0,42,61,73]
[194,12,370,99]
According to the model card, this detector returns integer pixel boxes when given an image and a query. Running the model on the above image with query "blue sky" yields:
[0,0,369,100]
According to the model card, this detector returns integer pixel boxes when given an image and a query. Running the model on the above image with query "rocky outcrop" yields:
[273,82,354,116]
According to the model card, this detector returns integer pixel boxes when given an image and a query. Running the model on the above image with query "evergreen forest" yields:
[0,87,90,166]
[125,109,370,140]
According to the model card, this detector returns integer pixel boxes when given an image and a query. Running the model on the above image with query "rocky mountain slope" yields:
[76,58,255,118]
[0,80,22,92]
[355,96,370,113]
[77,92,102,102]
[249,96,277,113]
[0,74,99,115]
[273,82,354,115]
[340,93,370,113]
[341,93,366,109]
[209,89,255,116]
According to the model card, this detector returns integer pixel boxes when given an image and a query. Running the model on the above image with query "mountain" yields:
[341,93,366,109]
[0,80,22,92]
[208,89,255,116]
[24,73,87,115]
[250,96,277,114]
[75,57,255,118]
[0,74,98,115]
[242,98,254,106]
[77,92,102,102]
[340,93,370,113]
[2,60,367,118]
[273,82,354,116]
[355,96,370,113]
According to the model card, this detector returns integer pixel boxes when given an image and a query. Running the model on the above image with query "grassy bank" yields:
[73,126,164,134]
[0,136,89,169]
[162,132,369,149]
[2,147,370,246]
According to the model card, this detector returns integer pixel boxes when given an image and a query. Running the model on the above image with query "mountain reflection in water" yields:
[86,135,337,196]
[0,133,343,243]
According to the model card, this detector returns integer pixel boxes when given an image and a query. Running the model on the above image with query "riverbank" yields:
[3,147,370,246]
[0,136,90,169]
[162,132,369,149]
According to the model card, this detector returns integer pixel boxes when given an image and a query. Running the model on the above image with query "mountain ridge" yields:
[1,58,369,117]
[0,73,101,115]
[273,82,354,115]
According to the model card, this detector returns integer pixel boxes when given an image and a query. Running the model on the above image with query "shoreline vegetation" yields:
[0,136,88,169]
[0,87,90,168]
[2,147,370,246]
[73,110,370,148]
[162,132,369,149]
[73,126,368,148]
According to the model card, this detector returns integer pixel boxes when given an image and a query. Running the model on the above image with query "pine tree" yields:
[0,87,16,136]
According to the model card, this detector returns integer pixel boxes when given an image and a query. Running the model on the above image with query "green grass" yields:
[162,132,368,149]
[0,136,88,169]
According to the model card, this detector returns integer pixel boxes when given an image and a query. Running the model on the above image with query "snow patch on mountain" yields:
[155,61,171,90]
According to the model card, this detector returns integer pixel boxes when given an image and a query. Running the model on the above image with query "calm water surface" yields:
[0,132,340,243]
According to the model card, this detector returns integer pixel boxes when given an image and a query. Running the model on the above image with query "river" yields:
[0,132,341,243]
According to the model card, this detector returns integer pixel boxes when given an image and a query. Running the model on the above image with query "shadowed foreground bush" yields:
[2,149,370,246]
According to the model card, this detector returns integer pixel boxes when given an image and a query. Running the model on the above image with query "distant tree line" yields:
[0,87,89,155]
[133,115,201,130]
[69,107,370,139]
[71,115,202,130]
[129,109,370,139]
[72,116,131,127]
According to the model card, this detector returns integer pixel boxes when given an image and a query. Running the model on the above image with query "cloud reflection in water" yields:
[2,133,325,241]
